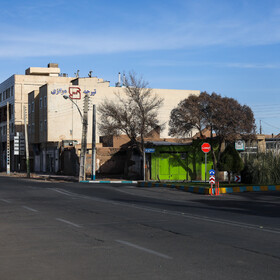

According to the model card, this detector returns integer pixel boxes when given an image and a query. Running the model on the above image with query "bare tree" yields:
[98,72,164,155]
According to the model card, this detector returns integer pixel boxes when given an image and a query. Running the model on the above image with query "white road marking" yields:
[22,206,38,212]
[50,188,106,202]
[51,188,76,197]
[116,240,172,259]
[48,188,280,234]
[0,198,11,203]
[56,218,82,228]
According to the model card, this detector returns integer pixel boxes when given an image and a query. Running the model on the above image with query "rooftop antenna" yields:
[88,70,92,78]
[260,120,262,134]
[74,70,80,78]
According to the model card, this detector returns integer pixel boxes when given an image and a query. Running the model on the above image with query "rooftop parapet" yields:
[25,63,60,76]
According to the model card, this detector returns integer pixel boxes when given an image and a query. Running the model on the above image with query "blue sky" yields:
[0,0,280,134]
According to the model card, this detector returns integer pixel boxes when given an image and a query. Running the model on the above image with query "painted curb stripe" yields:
[268,185,276,191]
[137,182,280,195]
[82,180,137,184]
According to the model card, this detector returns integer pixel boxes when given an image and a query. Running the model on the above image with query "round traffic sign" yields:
[201,143,211,153]
[209,169,215,175]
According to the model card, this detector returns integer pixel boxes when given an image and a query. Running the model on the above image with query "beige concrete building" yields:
[29,75,200,173]
[1,63,200,174]
[0,63,72,170]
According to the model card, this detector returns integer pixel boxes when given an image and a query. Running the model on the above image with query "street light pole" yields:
[80,94,89,181]
[63,96,83,120]
[91,104,96,180]
[63,95,88,182]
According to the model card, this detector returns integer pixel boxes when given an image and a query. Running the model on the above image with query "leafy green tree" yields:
[169,91,256,173]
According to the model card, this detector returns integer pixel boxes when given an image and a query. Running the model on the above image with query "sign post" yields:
[201,143,211,183]
[209,175,215,195]
[144,148,155,181]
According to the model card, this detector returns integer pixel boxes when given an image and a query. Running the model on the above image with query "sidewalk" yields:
[0,172,78,182]
[0,172,135,183]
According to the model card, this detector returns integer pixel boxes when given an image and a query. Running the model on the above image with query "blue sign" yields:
[209,169,215,175]
[145,148,155,153]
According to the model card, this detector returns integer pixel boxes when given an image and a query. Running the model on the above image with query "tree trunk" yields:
[227,171,231,184]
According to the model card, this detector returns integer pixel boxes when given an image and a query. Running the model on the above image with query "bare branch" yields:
[98,71,164,153]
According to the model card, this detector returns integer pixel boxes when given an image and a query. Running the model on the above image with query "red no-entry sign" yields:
[201,143,211,153]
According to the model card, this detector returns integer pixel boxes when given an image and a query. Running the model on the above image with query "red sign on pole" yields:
[201,143,211,153]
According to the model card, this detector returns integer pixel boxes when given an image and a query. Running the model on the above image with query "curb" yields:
[219,185,280,194]
[137,182,280,195]
[138,182,209,194]
[81,180,138,184]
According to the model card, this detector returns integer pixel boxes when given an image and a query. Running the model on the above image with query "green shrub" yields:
[241,152,280,184]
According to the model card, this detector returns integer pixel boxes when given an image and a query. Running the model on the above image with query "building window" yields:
[40,121,43,132]
[0,93,2,102]
[32,102,34,112]
[32,123,35,133]
[44,120,47,131]
[44,96,47,107]
[39,98,42,109]
[28,104,31,114]
[11,86,14,96]
[6,88,10,99]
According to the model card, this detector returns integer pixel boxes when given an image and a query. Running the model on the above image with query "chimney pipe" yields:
[123,74,126,87]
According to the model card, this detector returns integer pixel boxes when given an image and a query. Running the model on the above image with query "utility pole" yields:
[79,94,89,182]
[23,106,30,178]
[143,150,146,180]
[6,102,10,175]
[91,104,96,180]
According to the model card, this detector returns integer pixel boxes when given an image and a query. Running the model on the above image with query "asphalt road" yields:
[0,176,279,280]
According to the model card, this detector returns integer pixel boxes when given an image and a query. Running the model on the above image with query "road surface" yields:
[0,176,279,279]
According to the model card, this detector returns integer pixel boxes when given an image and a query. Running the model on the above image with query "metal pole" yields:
[205,152,207,183]
[79,94,88,182]
[91,104,96,180]
[6,102,10,175]
[23,106,30,178]
[143,150,146,180]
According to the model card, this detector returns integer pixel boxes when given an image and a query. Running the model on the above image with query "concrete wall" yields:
[44,80,200,144]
